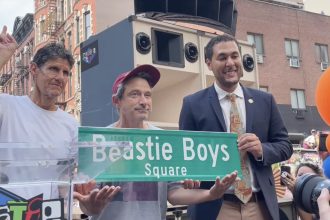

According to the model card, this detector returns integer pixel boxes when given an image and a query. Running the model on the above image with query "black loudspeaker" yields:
[151,28,184,68]
[319,133,328,152]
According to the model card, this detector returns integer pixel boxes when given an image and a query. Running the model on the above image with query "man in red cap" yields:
[74,64,237,220]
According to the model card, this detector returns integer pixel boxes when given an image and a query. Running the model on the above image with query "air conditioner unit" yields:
[295,109,304,119]
[321,62,328,71]
[256,54,264,64]
[289,58,300,68]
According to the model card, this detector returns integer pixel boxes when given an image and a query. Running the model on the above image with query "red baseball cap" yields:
[112,64,160,96]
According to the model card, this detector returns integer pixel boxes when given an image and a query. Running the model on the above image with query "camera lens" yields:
[293,173,330,214]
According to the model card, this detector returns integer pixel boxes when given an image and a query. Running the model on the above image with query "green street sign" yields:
[78,127,242,182]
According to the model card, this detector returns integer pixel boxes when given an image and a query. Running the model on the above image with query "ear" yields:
[206,58,212,71]
[30,62,38,78]
[112,96,119,106]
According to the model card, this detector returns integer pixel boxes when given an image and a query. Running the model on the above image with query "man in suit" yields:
[179,34,292,220]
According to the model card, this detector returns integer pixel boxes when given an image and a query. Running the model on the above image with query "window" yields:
[84,11,91,40]
[259,86,268,92]
[67,0,72,16]
[76,17,80,44]
[315,44,329,63]
[285,39,299,58]
[60,0,65,22]
[247,33,264,55]
[68,73,72,97]
[67,31,72,52]
[77,60,81,88]
[290,89,306,109]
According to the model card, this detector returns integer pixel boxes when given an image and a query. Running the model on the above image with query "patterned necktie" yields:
[227,93,252,203]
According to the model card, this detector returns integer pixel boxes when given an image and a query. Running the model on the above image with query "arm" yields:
[253,95,293,165]
[168,171,237,205]
[179,96,197,131]
[0,26,17,69]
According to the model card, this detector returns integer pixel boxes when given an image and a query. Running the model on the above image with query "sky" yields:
[0,0,330,34]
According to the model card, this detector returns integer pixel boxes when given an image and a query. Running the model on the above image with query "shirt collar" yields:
[213,83,244,100]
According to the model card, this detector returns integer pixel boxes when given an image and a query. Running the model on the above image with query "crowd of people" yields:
[1,24,330,220]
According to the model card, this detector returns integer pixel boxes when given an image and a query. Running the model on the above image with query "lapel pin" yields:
[248,99,254,104]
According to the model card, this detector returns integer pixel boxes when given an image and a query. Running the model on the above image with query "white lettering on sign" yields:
[92,135,231,167]
[92,134,173,162]
[144,163,187,179]
[182,137,230,167]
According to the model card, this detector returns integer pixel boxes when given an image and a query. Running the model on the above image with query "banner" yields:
[78,127,242,182]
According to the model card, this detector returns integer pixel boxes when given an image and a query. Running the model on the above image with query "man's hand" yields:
[317,188,330,220]
[238,133,263,160]
[209,171,238,200]
[74,181,121,216]
[0,26,17,68]
[180,179,201,189]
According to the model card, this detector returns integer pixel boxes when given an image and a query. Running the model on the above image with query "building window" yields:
[67,31,72,52]
[247,33,264,55]
[76,17,80,44]
[315,44,329,69]
[68,73,72,97]
[84,11,91,40]
[290,89,306,109]
[60,0,65,22]
[285,39,299,58]
[77,60,81,89]
[259,86,268,92]
[67,0,72,16]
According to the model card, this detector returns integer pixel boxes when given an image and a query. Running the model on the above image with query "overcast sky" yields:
[0,0,329,34]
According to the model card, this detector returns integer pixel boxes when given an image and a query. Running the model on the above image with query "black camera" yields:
[293,173,330,215]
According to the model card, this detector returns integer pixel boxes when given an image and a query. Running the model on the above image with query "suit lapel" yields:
[208,86,227,131]
[242,87,254,133]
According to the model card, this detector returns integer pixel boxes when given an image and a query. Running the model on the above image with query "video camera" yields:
[293,173,330,215]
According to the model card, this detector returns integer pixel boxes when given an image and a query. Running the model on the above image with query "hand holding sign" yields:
[74,182,121,215]
[209,171,238,200]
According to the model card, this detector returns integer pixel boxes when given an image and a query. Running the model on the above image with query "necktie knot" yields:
[226,93,237,103]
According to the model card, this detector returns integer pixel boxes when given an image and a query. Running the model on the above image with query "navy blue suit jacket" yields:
[179,85,293,220]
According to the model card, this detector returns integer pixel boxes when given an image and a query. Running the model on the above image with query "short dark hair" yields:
[115,72,153,100]
[295,162,323,176]
[32,43,74,68]
[204,34,240,61]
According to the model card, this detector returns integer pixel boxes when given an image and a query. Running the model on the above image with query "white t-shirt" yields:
[0,94,78,146]
[0,94,78,198]
[91,123,168,220]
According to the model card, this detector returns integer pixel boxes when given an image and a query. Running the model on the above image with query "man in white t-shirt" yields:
[0,43,78,199]
[73,64,237,220]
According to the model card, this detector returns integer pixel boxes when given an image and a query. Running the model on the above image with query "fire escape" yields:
[44,0,61,42]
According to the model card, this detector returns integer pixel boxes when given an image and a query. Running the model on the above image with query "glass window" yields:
[68,31,72,52]
[67,0,72,15]
[315,44,329,63]
[290,89,306,109]
[76,17,80,44]
[77,60,81,89]
[285,39,299,58]
[259,86,268,92]
[247,33,264,55]
[84,11,91,40]
[68,73,72,97]
[60,0,64,22]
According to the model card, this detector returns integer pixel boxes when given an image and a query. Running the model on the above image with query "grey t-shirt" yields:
[91,123,168,220]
